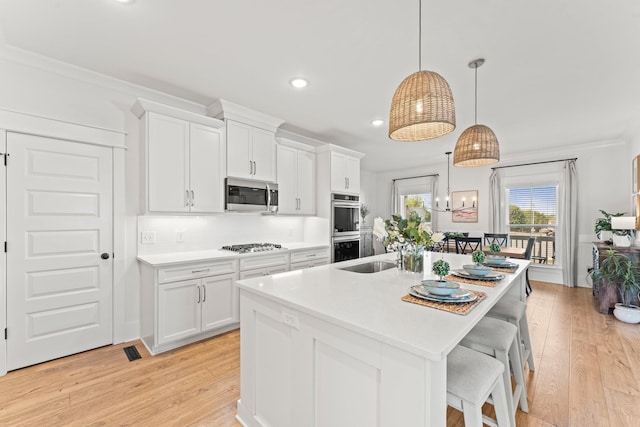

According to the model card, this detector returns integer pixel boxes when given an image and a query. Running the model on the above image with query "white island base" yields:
[235,253,527,427]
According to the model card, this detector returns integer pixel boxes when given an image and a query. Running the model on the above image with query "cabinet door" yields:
[201,273,237,331]
[226,120,253,179]
[297,150,316,214]
[189,123,223,213]
[330,152,346,193]
[147,113,189,212]
[252,127,276,182]
[276,145,298,214]
[157,279,200,345]
[345,155,360,194]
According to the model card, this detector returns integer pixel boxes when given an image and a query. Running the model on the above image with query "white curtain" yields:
[488,169,506,233]
[391,175,438,231]
[561,159,578,286]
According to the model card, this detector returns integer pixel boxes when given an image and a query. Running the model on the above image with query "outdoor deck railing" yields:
[510,234,555,264]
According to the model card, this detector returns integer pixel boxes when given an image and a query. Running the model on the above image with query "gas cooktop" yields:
[221,243,283,254]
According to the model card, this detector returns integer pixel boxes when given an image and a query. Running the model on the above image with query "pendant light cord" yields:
[474,64,478,124]
[418,0,422,71]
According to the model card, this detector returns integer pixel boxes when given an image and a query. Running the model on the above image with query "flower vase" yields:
[402,246,424,273]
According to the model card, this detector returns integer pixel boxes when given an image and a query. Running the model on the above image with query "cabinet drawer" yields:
[290,247,330,264]
[158,259,237,284]
[240,252,289,271]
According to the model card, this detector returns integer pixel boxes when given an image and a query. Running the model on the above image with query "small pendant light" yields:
[388,0,456,142]
[453,58,500,167]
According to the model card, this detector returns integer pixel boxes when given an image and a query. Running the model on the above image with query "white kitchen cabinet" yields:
[239,252,289,279]
[289,247,330,271]
[143,110,223,213]
[227,119,276,182]
[330,151,360,194]
[140,258,238,355]
[277,145,316,215]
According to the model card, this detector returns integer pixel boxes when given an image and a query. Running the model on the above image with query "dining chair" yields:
[483,233,508,247]
[455,236,482,254]
[523,237,536,296]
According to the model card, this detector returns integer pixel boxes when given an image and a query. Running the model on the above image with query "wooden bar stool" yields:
[460,317,529,419]
[447,345,514,427]
[487,297,535,371]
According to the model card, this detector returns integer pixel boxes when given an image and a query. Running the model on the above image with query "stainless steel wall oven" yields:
[331,193,361,262]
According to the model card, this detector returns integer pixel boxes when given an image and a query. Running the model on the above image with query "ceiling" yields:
[0,0,639,172]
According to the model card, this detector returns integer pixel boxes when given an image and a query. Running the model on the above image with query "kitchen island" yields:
[235,252,528,427]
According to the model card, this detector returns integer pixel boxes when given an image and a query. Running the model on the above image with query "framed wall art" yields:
[451,190,478,223]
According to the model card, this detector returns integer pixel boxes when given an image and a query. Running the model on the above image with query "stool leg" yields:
[495,350,516,419]
[461,401,483,427]
[508,336,529,413]
[491,376,515,427]
[520,315,535,371]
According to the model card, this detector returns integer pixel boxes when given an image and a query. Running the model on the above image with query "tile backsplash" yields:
[137,214,328,255]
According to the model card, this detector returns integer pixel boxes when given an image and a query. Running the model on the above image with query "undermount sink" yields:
[338,260,397,273]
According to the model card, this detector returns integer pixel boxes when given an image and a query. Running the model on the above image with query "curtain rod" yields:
[392,173,439,182]
[491,158,577,170]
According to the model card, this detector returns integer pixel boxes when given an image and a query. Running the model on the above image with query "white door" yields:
[6,133,113,370]
[251,127,276,182]
[201,273,236,331]
[157,279,200,345]
[226,120,252,179]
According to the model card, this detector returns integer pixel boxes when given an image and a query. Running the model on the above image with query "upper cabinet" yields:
[226,120,276,182]
[132,99,225,214]
[208,99,284,184]
[330,151,361,194]
[277,142,316,215]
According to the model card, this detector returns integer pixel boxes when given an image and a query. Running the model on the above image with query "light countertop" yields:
[137,242,330,267]
[235,252,529,360]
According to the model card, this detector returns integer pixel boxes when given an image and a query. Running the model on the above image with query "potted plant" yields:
[594,210,625,242]
[488,243,501,255]
[432,259,450,282]
[592,249,640,323]
[360,203,370,227]
[471,250,485,265]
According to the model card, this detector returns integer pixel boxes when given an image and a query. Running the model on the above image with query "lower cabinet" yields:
[157,273,237,346]
[289,247,330,271]
[140,258,239,355]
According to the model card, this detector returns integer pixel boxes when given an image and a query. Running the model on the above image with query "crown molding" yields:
[207,99,284,132]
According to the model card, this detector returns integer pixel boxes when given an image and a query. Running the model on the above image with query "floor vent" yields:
[123,345,141,362]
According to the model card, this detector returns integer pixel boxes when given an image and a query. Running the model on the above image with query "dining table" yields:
[482,245,526,259]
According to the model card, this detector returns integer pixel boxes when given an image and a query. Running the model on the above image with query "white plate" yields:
[452,269,505,281]
[483,261,519,269]
[409,287,478,304]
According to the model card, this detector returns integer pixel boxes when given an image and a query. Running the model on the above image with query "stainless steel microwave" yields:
[225,178,278,213]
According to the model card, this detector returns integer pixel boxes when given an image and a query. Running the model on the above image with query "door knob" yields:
[101,253,110,260]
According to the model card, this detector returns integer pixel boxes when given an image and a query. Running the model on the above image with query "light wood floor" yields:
[1,281,639,426]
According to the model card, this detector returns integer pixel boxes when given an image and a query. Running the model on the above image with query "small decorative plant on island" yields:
[471,250,485,265]
[488,243,501,255]
[432,259,450,282]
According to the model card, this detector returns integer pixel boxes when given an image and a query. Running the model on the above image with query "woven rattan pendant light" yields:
[388,0,455,141]
[453,58,500,167]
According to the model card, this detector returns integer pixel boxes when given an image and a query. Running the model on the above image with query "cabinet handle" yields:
[306,254,316,258]
[197,285,201,303]
[253,161,257,175]
[202,284,206,302]
[346,177,350,189]
[345,177,348,189]
[249,160,253,175]
[191,268,210,273]
[190,190,195,207]
[185,190,190,207]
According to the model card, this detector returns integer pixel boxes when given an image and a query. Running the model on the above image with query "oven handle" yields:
[332,201,360,208]
[332,235,361,243]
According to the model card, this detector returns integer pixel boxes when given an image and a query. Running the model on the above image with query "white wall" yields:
[366,140,630,287]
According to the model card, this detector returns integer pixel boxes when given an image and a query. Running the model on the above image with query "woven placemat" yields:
[444,274,498,288]
[401,290,486,315]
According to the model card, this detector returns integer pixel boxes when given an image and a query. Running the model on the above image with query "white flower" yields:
[431,232,445,243]
[373,217,388,240]
[418,222,432,235]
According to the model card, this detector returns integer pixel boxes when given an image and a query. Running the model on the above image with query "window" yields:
[507,185,557,265]
[391,175,437,230]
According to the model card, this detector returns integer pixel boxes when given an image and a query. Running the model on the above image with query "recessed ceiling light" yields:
[114,0,135,4]
[289,78,308,89]
[371,119,384,127]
